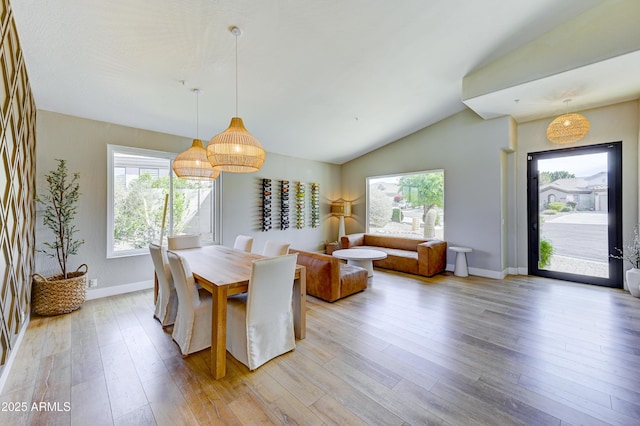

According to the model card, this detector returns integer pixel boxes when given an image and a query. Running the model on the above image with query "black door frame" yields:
[527,142,623,288]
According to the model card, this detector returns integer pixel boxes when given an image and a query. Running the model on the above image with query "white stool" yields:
[450,246,472,277]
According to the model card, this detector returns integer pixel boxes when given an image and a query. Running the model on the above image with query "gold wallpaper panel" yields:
[0,0,36,373]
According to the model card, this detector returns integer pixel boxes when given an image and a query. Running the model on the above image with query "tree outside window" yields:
[108,146,217,257]
[367,170,444,239]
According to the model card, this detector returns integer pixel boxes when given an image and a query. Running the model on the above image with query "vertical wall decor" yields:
[261,178,272,231]
[310,183,320,228]
[0,0,37,373]
[295,182,305,229]
[280,179,289,230]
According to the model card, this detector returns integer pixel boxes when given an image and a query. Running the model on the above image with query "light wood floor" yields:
[1,270,640,425]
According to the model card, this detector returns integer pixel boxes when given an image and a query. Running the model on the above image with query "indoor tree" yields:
[37,159,84,279]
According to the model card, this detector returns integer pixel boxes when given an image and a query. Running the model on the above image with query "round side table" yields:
[450,246,472,277]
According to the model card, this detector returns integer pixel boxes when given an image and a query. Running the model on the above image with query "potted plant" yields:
[538,238,554,269]
[32,159,87,315]
[610,225,640,297]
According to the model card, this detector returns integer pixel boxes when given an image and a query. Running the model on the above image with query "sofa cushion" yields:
[363,234,427,251]
[378,252,419,275]
[339,263,369,298]
[355,245,419,275]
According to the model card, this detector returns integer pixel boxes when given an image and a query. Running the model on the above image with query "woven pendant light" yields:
[173,139,220,180]
[546,100,590,144]
[207,117,265,172]
[207,26,266,173]
[173,89,220,180]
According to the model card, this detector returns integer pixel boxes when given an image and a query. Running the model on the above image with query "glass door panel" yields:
[527,143,622,288]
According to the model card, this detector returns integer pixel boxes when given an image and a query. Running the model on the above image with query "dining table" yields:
[171,245,306,379]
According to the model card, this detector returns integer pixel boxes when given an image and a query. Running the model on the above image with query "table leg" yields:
[292,266,306,339]
[349,259,374,277]
[153,273,158,304]
[210,285,228,379]
[454,252,469,277]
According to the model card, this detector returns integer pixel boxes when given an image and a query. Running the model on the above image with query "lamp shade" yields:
[173,139,220,180]
[207,117,266,173]
[331,201,352,217]
[546,113,590,144]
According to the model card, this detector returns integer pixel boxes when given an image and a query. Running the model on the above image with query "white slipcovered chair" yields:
[226,253,298,370]
[262,240,290,257]
[149,243,178,328]
[233,235,254,252]
[166,250,213,357]
[168,234,202,250]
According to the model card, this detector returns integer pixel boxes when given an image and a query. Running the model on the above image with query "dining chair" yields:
[262,240,290,257]
[168,234,202,250]
[166,250,213,357]
[148,243,178,328]
[226,253,298,370]
[233,235,254,252]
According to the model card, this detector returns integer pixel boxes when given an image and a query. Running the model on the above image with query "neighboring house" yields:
[584,171,607,187]
[539,172,608,211]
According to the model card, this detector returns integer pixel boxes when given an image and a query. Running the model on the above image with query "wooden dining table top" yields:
[177,245,303,290]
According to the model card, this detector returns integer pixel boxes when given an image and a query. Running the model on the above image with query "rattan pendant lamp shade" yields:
[546,100,590,144]
[173,89,220,180]
[173,138,220,180]
[207,26,265,173]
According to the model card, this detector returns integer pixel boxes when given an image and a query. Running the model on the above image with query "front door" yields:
[527,142,622,288]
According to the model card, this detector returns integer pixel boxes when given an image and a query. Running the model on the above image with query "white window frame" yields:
[107,144,222,258]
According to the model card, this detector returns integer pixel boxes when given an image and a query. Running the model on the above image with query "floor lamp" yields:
[331,200,352,240]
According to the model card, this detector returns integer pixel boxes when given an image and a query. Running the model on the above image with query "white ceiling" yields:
[12,0,635,165]
[464,49,640,122]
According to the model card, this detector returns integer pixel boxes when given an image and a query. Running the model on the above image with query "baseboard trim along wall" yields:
[86,280,154,301]
[445,264,507,280]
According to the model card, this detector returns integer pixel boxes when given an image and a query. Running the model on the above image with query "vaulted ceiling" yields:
[11,0,639,164]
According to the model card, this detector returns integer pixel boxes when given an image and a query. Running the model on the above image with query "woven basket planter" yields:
[32,264,88,316]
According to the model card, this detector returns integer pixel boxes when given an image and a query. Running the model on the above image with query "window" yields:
[107,145,220,257]
[367,170,444,239]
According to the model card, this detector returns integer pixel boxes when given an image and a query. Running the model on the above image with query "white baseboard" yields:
[0,315,30,395]
[468,267,507,279]
[86,280,154,300]
[495,267,529,276]
[446,263,510,280]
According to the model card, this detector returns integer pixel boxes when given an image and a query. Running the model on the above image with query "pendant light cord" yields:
[196,90,200,139]
[235,30,239,117]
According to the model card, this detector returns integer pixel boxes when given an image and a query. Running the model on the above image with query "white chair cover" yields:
[149,243,178,327]
[168,234,202,250]
[166,250,213,356]
[226,253,298,370]
[262,240,290,257]
[233,235,254,252]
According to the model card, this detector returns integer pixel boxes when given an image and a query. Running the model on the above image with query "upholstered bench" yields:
[340,233,447,277]
[289,248,368,302]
